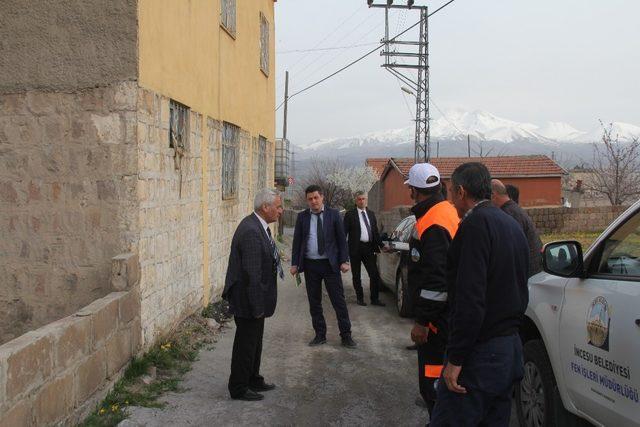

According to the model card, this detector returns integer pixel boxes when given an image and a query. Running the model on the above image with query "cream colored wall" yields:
[138,0,276,312]
[138,0,276,141]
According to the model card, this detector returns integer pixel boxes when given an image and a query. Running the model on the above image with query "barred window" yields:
[221,0,236,37]
[255,136,268,192]
[169,100,189,149]
[259,13,269,75]
[222,122,240,200]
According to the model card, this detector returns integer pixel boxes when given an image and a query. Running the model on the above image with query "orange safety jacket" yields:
[415,200,459,241]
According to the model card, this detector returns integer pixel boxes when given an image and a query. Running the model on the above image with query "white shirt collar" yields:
[254,212,269,232]
[357,207,367,213]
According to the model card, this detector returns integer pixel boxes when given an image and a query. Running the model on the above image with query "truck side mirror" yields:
[542,241,585,278]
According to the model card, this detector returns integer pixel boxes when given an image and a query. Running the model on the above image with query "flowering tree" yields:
[293,161,379,209]
[327,166,378,196]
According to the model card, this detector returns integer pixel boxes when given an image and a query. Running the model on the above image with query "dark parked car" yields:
[378,215,415,317]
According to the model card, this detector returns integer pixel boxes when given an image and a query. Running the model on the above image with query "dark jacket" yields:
[291,207,349,273]
[501,200,543,277]
[343,207,383,254]
[223,214,278,319]
[445,201,529,366]
[408,194,456,327]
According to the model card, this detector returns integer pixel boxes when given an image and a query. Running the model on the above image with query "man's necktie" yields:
[313,212,325,255]
[266,227,284,279]
[361,210,373,242]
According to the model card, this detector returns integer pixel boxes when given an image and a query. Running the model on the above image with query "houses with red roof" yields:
[366,155,566,211]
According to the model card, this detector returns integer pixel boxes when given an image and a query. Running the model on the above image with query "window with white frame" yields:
[222,122,240,200]
[259,13,269,75]
[221,0,236,37]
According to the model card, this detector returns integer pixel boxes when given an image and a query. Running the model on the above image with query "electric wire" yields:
[275,0,456,112]
[284,3,362,72]
[277,42,379,54]
[431,97,466,137]
[291,12,378,84]
[292,18,384,91]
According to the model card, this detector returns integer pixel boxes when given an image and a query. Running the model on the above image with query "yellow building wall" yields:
[138,0,276,141]
[138,0,276,307]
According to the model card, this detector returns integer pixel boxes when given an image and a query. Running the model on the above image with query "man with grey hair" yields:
[491,179,542,277]
[343,190,385,306]
[223,188,283,401]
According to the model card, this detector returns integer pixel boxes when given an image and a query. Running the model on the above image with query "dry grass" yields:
[541,232,603,250]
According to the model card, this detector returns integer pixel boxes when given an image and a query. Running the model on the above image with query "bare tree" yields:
[584,122,640,205]
[470,137,506,158]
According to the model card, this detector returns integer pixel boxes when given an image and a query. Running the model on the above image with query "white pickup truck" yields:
[516,200,640,427]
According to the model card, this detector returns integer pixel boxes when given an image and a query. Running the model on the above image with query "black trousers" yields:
[417,323,447,416]
[430,334,524,427]
[303,258,352,338]
[350,242,383,302]
[228,316,265,398]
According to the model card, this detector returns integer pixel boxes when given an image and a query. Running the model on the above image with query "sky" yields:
[274,0,640,146]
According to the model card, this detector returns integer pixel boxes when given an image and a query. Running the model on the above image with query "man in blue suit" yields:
[290,185,357,348]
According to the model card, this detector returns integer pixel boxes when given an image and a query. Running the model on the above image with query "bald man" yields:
[491,180,543,277]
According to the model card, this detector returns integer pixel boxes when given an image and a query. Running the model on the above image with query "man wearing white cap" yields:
[404,163,460,422]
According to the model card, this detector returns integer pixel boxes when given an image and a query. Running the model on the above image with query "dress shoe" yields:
[232,389,264,401]
[356,299,367,306]
[249,382,276,392]
[341,336,357,348]
[308,336,327,346]
[370,300,386,307]
[406,344,418,350]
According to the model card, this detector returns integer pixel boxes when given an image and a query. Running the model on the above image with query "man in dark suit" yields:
[223,188,284,401]
[290,185,357,348]
[491,179,543,277]
[343,191,386,307]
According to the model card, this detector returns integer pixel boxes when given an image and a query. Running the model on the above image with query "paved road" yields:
[124,264,519,426]
[125,267,433,426]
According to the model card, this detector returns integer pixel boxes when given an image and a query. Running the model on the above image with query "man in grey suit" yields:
[223,189,284,401]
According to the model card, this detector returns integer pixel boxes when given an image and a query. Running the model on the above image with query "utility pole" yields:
[283,71,289,142]
[436,140,440,158]
[368,1,430,163]
[467,134,471,157]
[277,71,290,238]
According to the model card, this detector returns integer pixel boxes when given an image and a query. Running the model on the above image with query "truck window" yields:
[596,211,640,277]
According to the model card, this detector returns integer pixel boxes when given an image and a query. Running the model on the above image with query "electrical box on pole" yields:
[368,1,430,163]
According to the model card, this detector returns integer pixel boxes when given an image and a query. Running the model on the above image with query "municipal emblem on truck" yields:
[586,296,610,351]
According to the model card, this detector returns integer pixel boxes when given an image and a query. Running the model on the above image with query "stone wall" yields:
[205,122,274,304]
[377,205,630,237]
[378,206,413,236]
[135,88,274,346]
[136,89,204,346]
[0,84,140,344]
[525,205,629,234]
[0,255,141,427]
[367,181,383,215]
[0,0,137,93]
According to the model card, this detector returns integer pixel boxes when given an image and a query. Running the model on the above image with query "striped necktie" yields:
[266,227,284,279]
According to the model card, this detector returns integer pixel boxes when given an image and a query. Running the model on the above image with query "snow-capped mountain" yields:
[536,122,586,142]
[293,110,640,169]
[298,110,640,154]
[580,122,640,144]
[430,109,542,143]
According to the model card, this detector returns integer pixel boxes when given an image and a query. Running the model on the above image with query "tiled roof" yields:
[365,158,390,177]
[381,155,566,178]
